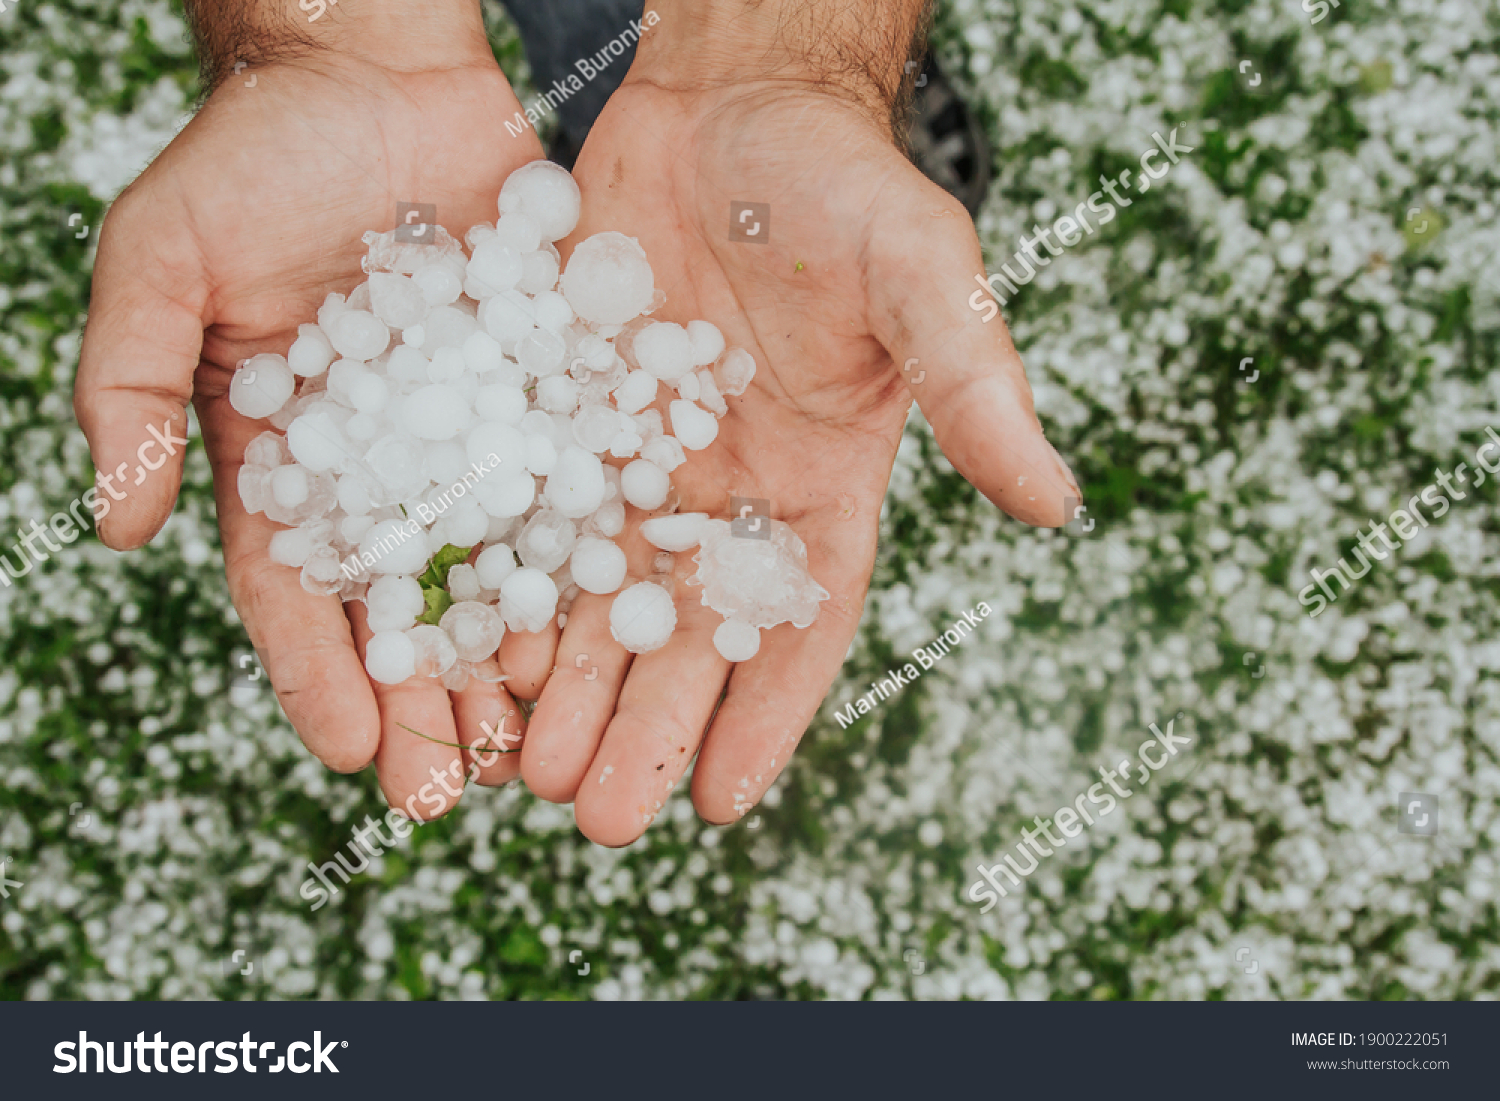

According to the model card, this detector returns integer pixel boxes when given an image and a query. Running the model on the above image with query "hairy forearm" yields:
[636,0,934,126]
[183,0,490,91]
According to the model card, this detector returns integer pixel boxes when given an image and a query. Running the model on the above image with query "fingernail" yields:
[1047,441,1081,497]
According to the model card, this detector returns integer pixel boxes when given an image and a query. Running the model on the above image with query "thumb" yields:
[866,180,1080,528]
[73,199,207,550]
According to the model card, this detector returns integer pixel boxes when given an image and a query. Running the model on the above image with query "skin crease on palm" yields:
[74,2,1080,849]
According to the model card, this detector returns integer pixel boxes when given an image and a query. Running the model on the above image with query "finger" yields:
[453,679,527,786]
[572,584,731,847]
[692,518,874,824]
[520,591,632,804]
[348,605,467,822]
[865,174,1081,527]
[201,394,381,773]
[75,193,208,550]
[496,613,560,700]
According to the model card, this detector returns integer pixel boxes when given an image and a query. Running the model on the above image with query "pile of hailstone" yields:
[229,161,828,687]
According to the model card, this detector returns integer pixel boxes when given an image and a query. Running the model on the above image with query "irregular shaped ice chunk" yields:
[691,519,828,629]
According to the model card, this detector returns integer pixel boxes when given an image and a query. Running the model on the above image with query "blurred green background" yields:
[1,0,1496,999]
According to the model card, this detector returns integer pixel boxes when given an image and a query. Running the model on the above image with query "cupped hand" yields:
[75,52,544,818]
[517,79,1080,845]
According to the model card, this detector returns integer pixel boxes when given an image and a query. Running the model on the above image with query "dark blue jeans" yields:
[498,0,645,160]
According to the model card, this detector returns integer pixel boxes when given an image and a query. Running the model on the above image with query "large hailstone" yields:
[609,581,677,654]
[499,160,582,243]
[691,519,829,629]
[560,232,655,326]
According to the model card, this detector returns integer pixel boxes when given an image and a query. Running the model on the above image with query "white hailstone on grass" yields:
[561,231,655,325]
[714,347,757,396]
[713,618,760,662]
[634,322,696,381]
[366,630,417,684]
[359,518,430,575]
[366,574,424,632]
[688,320,726,366]
[500,567,559,633]
[499,159,581,242]
[439,601,506,662]
[570,536,627,595]
[621,458,670,510]
[407,624,459,677]
[288,324,336,377]
[229,354,296,419]
[609,581,677,654]
[640,512,709,552]
[669,400,719,450]
[475,544,517,589]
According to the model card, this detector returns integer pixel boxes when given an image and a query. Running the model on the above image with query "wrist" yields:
[186,0,493,91]
[633,0,930,128]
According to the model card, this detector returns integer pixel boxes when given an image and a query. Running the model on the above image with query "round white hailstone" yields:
[403,384,470,441]
[570,536,627,595]
[366,574,424,632]
[386,344,430,383]
[560,231,655,325]
[714,347,757,396]
[368,272,428,331]
[337,474,373,517]
[525,433,558,476]
[269,526,317,568]
[481,291,536,345]
[402,324,426,347]
[427,346,466,384]
[640,512,709,552]
[325,358,362,404]
[517,509,578,573]
[476,384,528,425]
[346,413,379,440]
[466,421,526,473]
[462,330,504,374]
[229,354,296,419]
[407,624,459,677]
[640,433,686,472]
[330,309,390,361]
[473,472,535,518]
[532,290,574,333]
[347,369,390,415]
[546,446,607,518]
[591,500,626,537]
[340,514,374,545]
[363,435,428,499]
[500,567,559,633]
[423,439,469,486]
[572,405,621,452]
[609,582,677,654]
[612,369,658,415]
[440,601,506,662]
[634,322,696,381]
[447,564,482,602]
[359,518,430,575]
[517,327,566,376]
[621,458,670,510]
[499,159,581,242]
[677,371,701,402]
[537,375,579,415]
[422,306,479,352]
[467,238,524,296]
[519,248,561,295]
[286,412,350,472]
[245,431,290,468]
[440,499,490,547]
[713,618,761,662]
[475,544,517,589]
[365,630,417,684]
[696,369,727,417]
[495,211,542,254]
[687,320,726,366]
[412,261,463,307]
[288,325,336,377]
[670,400,720,450]
[270,464,310,508]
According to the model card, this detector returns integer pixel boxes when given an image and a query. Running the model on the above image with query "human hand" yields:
[74,1,544,819]
[514,1,1080,845]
